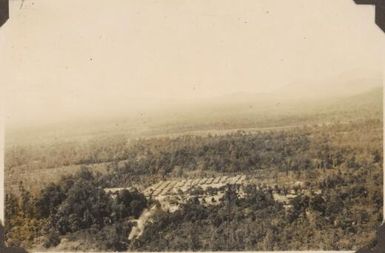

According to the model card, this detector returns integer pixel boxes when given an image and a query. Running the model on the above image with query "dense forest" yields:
[4,117,383,251]
[103,119,382,184]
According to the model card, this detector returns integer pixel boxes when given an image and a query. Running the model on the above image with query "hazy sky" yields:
[1,0,384,127]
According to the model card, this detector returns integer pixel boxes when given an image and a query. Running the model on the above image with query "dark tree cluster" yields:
[5,168,148,251]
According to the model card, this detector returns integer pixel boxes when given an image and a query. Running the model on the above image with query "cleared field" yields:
[5,162,110,195]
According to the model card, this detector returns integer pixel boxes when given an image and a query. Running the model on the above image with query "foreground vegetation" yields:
[134,180,381,251]
[5,168,148,251]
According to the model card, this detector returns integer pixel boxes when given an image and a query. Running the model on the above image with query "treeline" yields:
[102,119,382,187]
[5,168,148,251]
[6,119,382,194]
[6,119,381,172]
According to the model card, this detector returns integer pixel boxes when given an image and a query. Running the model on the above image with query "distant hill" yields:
[330,86,382,109]
[6,86,383,146]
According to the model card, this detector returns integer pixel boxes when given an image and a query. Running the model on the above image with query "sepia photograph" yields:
[1,0,384,251]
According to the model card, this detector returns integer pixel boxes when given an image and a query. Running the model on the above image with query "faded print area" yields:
[1,0,385,251]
